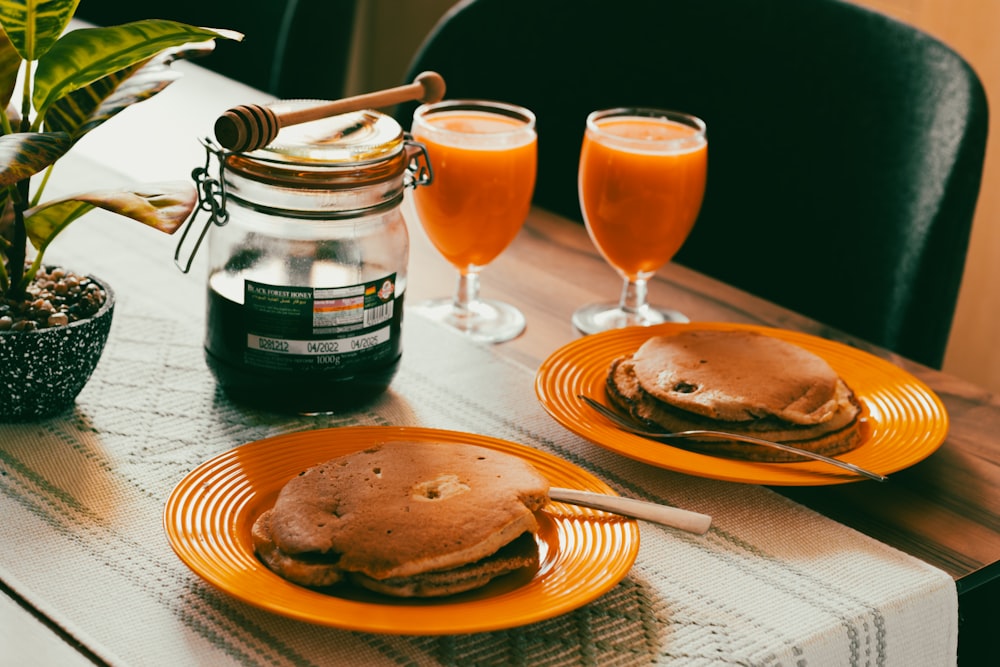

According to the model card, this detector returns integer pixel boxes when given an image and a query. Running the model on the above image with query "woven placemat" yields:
[0,216,957,666]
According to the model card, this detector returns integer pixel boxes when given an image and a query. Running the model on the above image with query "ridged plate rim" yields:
[164,426,640,634]
[534,322,948,486]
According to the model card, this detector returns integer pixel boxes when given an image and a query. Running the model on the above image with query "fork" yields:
[578,395,887,482]
[548,487,711,534]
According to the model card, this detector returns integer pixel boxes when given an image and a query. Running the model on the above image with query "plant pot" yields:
[0,274,115,421]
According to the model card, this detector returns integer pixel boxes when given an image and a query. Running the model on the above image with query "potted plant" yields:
[0,0,240,420]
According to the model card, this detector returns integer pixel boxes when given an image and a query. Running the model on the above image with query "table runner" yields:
[0,216,957,666]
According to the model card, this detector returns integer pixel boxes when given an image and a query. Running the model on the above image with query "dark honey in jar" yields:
[202,105,422,413]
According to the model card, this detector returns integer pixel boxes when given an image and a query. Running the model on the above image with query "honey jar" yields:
[180,103,430,413]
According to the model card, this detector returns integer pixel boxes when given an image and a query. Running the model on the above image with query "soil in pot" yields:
[0,267,115,421]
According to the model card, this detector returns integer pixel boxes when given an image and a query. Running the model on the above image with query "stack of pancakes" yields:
[252,441,550,597]
[606,329,863,461]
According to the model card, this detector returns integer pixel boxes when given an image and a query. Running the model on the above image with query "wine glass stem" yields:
[619,277,648,314]
[454,270,481,314]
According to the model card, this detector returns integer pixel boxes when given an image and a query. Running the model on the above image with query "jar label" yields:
[231,274,400,372]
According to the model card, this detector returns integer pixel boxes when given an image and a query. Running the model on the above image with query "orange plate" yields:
[535,322,948,486]
[164,426,640,634]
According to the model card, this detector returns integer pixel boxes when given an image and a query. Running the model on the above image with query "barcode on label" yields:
[364,300,394,327]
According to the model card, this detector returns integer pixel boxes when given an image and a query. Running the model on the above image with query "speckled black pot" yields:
[0,275,115,421]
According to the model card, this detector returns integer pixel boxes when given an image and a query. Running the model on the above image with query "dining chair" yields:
[395,0,989,369]
[76,0,357,100]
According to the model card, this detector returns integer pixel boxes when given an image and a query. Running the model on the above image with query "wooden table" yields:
[3,56,998,664]
[449,202,1000,593]
[435,203,1000,661]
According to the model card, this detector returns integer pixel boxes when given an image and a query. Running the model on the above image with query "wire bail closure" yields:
[175,134,430,274]
[404,136,433,189]
[173,138,230,273]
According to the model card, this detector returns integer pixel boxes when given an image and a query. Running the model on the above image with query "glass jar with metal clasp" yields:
[175,104,431,414]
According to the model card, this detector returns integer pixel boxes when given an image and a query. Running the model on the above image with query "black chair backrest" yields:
[397,0,989,368]
[76,0,357,100]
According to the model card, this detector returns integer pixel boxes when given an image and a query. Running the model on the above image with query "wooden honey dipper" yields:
[213,71,446,153]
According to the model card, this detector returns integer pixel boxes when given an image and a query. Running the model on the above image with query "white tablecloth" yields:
[0,211,957,666]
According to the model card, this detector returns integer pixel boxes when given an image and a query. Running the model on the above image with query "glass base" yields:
[571,302,689,335]
[412,297,526,343]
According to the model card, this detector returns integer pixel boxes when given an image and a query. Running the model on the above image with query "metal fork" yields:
[578,395,887,482]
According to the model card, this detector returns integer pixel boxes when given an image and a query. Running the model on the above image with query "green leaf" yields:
[43,42,215,139]
[23,180,196,251]
[0,0,80,61]
[33,20,242,118]
[22,197,86,251]
[0,27,20,110]
[41,62,132,136]
[0,130,69,186]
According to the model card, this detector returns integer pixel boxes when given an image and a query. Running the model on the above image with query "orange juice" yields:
[412,110,537,270]
[579,115,707,277]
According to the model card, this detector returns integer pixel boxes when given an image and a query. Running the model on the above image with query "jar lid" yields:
[224,104,407,188]
[253,103,405,163]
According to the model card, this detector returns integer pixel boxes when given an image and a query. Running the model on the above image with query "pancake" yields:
[252,441,550,597]
[606,330,863,462]
[349,533,539,597]
[252,508,344,588]
[630,329,844,424]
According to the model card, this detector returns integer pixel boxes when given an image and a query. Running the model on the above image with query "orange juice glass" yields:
[572,108,707,334]
[411,100,537,342]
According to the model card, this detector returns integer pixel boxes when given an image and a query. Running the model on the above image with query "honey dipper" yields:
[213,71,446,153]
